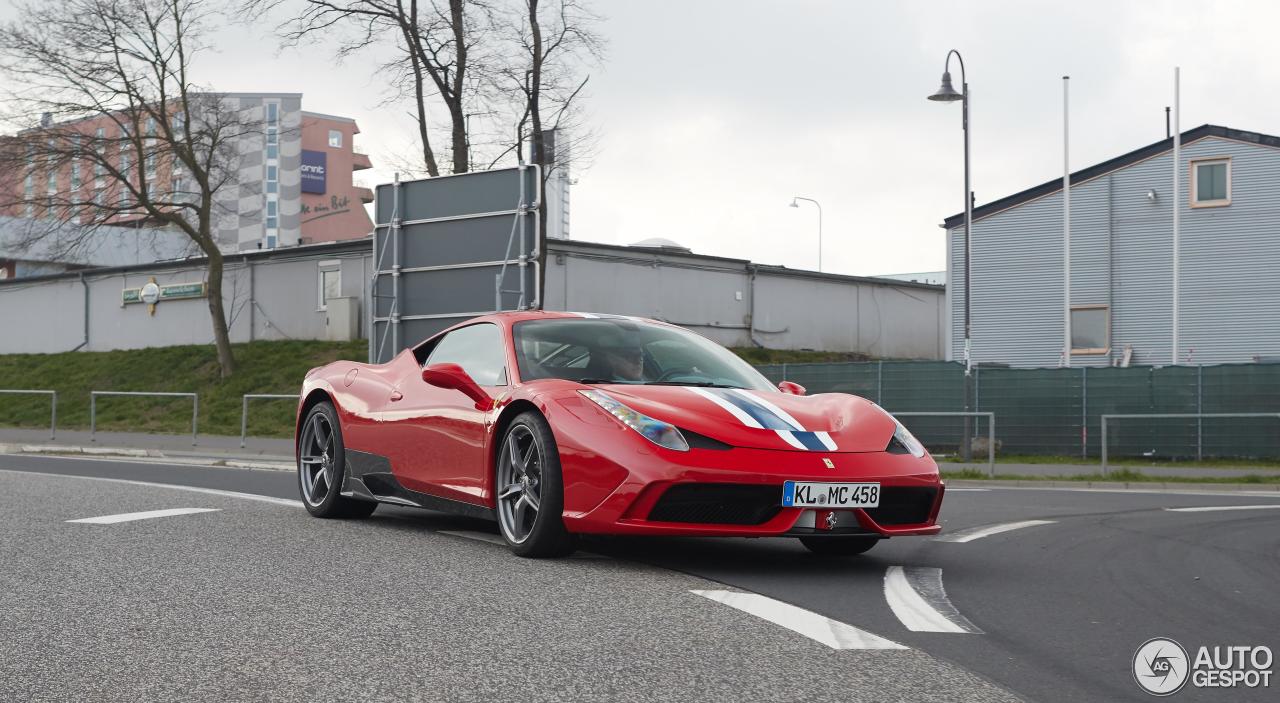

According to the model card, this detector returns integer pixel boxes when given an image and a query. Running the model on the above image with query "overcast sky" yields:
[7,0,1279,276]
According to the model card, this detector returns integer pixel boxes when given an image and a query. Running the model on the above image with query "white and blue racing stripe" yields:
[687,387,837,451]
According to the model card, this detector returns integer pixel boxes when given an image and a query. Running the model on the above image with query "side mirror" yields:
[422,363,493,410]
[778,381,806,396]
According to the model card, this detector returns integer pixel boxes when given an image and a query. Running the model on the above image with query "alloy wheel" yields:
[497,423,542,544]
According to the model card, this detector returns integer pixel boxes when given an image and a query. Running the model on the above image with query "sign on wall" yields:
[301,150,327,194]
[123,278,206,316]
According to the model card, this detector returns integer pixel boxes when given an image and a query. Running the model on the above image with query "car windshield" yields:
[513,317,776,391]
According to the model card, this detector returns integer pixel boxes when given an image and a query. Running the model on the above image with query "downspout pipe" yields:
[70,271,88,352]
[746,264,766,348]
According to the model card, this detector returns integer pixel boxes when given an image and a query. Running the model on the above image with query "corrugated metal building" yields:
[945,125,1280,368]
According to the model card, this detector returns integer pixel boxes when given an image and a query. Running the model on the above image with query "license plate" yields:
[782,481,880,508]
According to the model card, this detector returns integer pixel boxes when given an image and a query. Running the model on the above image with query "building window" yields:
[120,148,131,176]
[1070,306,1109,355]
[266,127,278,160]
[144,138,156,179]
[328,129,342,148]
[1191,158,1230,207]
[71,162,81,191]
[266,164,278,194]
[318,261,341,309]
[265,199,277,230]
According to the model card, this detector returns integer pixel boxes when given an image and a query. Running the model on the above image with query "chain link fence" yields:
[755,360,1280,461]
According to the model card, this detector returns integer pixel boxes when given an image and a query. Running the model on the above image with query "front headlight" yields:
[889,419,926,458]
[579,389,689,452]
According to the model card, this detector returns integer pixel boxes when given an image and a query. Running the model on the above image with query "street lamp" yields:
[928,48,974,459]
[789,196,823,272]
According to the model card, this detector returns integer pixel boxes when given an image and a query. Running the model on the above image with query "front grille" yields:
[864,486,937,525]
[648,483,781,525]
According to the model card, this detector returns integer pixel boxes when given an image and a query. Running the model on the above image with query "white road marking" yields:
[67,507,221,524]
[946,488,990,492]
[934,519,1057,543]
[883,566,981,634]
[950,484,1280,499]
[1164,505,1280,513]
[690,589,907,650]
[0,468,303,507]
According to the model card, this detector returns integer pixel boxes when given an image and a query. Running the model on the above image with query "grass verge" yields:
[0,340,367,438]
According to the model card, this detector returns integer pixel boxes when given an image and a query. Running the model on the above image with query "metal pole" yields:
[1063,75,1072,368]
[816,200,823,273]
[391,174,402,355]
[876,360,883,404]
[1101,415,1109,476]
[987,413,995,477]
[962,72,975,461]
[89,392,96,442]
[50,391,57,440]
[241,395,249,449]
[1196,365,1203,461]
[191,394,198,446]
[1172,67,1181,366]
[1081,366,1087,460]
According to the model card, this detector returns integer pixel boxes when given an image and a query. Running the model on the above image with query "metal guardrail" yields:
[90,391,198,446]
[892,411,997,477]
[0,389,57,439]
[1100,413,1280,475]
[241,394,299,448]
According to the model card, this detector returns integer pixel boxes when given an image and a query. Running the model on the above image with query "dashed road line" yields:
[934,519,1057,543]
[67,507,221,524]
[690,589,908,650]
[1164,505,1280,513]
[883,566,981,634]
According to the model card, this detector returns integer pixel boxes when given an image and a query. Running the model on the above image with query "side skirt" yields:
[343,448,495,521]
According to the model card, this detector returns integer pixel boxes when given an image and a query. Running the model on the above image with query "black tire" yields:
[799,536,881,556]
[495,411,577,558]
[298,401,377,519]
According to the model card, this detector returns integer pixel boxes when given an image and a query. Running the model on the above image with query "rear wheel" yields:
[298,401,377,519]
[799,536,881,556]
[495,411,577,558]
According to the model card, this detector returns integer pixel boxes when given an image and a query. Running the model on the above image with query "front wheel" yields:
[799,536,881,556]
[495,411,577,558]
[298,401,377,519]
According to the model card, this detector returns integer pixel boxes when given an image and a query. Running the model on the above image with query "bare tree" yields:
[492,0,601,221]
[0,0,254,377]
[255,0,491,176]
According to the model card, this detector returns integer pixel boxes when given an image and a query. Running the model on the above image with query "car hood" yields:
[593,384,896,453]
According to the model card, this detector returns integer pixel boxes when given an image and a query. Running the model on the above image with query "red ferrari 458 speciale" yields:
[295,311,944,557]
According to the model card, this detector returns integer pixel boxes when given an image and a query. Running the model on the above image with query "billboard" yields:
[370,165,543,363]
[300,150,326,194]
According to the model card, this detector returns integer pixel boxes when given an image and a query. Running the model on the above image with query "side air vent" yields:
[680,428,733,451]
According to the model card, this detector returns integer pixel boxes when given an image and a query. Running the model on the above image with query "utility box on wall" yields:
[325,297,359,341]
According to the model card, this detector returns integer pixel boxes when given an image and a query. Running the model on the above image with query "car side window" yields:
[425,323,508,386]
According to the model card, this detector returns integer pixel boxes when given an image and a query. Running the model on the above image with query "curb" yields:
[947,478,1280,492]
[0,443,293,472]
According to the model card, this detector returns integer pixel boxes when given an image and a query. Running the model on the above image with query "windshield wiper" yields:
[643,381,744,388]
[574,378,637,385]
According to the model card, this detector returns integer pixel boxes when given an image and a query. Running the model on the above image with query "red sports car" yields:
[295,311,943,557]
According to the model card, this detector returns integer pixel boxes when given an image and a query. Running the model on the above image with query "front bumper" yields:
[556,435,944,538]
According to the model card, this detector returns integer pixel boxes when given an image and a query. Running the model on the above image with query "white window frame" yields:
[1190,157,1231,208]
[317,260,341,310]
[1070,305,1110,355]
[328,129,342,148]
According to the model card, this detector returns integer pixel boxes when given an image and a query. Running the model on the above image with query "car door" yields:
[390,323,509,504]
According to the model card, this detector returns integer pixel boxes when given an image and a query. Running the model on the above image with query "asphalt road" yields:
[2,453,1278,702]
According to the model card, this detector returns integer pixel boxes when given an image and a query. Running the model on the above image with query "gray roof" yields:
[0,216,197,267]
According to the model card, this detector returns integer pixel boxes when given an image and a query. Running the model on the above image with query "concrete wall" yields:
[543,241,944,358]
[0,238,943,359]
[0,243,372,353]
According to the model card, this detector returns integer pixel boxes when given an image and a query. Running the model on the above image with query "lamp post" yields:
[789,196,823,272]
[928,49,974,459]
